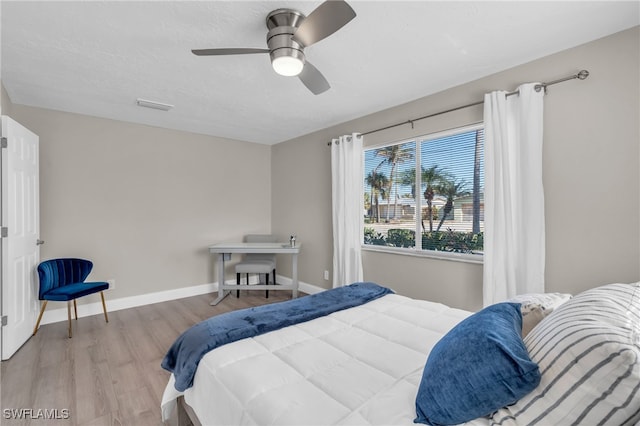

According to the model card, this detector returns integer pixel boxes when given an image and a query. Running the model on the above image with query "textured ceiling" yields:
[1,1,638,145]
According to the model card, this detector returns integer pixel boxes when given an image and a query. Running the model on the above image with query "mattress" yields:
[162,293,489,425]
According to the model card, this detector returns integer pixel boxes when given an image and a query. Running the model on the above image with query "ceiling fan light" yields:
[272,55,304,76]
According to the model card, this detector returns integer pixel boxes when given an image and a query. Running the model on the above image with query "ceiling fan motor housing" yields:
[190,1,353,93]
[266,9,306,67]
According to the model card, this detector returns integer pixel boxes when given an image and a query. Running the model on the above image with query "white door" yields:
[1,116,40,360]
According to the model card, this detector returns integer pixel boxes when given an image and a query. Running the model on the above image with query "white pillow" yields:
[519,304,546,337]
[491,282,640,425]
[507,292,572,312]
[507,292,572,337]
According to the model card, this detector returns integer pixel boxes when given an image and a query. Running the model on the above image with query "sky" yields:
[364,128,484,200]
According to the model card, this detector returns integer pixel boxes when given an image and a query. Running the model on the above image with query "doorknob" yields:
[36,239,45,246]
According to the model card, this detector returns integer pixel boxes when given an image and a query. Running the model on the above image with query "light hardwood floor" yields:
[1,290,298,426]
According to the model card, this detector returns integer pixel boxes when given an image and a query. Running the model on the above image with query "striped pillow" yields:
[490,282,640,426]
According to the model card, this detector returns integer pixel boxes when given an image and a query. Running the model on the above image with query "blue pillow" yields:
[414,302,540,425]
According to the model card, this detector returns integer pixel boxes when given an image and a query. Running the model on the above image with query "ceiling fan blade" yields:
[191,48,269,56]
[298,62,330,95]
[292,0,356,47]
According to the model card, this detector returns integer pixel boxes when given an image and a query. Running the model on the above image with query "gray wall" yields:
[6,101,272,302]
[272,27,640,311]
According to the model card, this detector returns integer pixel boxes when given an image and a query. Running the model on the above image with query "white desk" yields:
[208,242,301,306]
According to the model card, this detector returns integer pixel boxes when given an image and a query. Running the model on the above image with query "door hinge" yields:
[0,227,7,238]
[1,137,6,148]
[1,316,7,327]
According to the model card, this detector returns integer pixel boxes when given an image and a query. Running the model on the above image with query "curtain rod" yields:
[327,69,589,144]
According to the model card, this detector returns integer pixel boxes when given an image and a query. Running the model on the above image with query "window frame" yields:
[362,122,484,264]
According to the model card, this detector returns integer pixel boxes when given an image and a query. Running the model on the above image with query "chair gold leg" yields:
[67,301,73,338]
[100,291,109,323]
[73,299,78,320]
[32,301,48,336]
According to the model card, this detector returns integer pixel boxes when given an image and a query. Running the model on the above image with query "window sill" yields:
[361,244,483,265]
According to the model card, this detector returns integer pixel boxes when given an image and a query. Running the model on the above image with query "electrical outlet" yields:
[324,270,329,280]
[107,279,115,290]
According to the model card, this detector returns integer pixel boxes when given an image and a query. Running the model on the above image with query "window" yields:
[363,124,484,260]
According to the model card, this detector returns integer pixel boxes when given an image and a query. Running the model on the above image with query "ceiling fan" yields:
[191,0,356,95]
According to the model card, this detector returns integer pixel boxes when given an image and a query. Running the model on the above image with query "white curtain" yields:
[483,83,545,306]
[331,133,364,288]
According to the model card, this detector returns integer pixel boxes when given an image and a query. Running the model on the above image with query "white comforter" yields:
[162,293,489,425]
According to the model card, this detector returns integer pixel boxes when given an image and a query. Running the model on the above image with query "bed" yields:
[161,281,640,426]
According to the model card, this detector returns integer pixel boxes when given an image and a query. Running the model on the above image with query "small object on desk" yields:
[290,235,297,247]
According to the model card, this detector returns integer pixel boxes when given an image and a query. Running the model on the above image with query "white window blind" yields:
[363,124,484,258]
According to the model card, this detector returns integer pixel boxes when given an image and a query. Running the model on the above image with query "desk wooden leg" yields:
[210,291,230,306]
[292,253,299,299]
[211,252,230,306]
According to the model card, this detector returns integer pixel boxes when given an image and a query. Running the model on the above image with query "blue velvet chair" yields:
[33,258,109,338]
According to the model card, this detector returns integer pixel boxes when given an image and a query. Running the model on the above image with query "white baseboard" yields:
[39,276,326,325]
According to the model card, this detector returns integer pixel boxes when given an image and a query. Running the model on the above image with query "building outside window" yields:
[363,124,484,260]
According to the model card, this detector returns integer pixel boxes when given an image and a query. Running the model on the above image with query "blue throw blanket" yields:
[162,282,393,391]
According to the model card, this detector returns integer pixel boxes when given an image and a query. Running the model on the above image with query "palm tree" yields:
[399,167,417,199]
[366,170,388,223]
[422,165,446,232]
[436,178,470,232]
[376,145,413,221]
